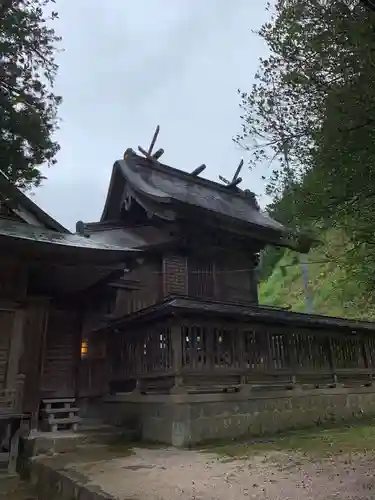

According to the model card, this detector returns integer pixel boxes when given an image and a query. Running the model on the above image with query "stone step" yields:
[45,416,81,425]
[41,407,79,415]
[42,398,75,405]
[24,426,139,456]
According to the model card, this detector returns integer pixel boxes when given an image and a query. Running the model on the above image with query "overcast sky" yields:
[33,0,270,230]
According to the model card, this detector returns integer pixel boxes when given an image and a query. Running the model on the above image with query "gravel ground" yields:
[65,446,375,500]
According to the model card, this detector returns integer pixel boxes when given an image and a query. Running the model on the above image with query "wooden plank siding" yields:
[40,305,81,399]
[183,252,258,304]
[112,258,163,316]
[163,255,188,296]
[19,299,49,416]
[0,261,27,303]
[215,252,258,304]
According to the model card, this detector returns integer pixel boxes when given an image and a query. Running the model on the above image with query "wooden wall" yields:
[160,249,259,304]
[113,257,163,316]
[19,298,49,415]
[163,254,188,296]
[0,260,27,303]
[215,251,258,304]
[0,311,15,389]
[40,303,81,399]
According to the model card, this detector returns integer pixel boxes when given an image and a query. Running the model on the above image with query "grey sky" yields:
[34,0,270,230]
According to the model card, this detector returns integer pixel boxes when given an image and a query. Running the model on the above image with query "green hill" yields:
[259,229,375,321]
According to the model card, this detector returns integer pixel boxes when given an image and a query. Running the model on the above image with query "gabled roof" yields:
[0,172,141,263]
[101,149,284,232]
[99,149,309,251]
[0,170,68,233]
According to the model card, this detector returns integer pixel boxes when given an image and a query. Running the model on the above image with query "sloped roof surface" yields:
[0,170,69,233]
[0,218,139,253]
[102,296,375,334]
[84,225,173,250]
[101,150,285,234]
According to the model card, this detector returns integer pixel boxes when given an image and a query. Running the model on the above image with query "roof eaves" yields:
[0,170,69,233]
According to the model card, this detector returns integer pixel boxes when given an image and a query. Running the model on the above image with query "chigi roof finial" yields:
[190,164,206,177]
[219,157,244,188]
[137,125,164,163]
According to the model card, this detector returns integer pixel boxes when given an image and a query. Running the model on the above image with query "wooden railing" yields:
[108,312,375,394]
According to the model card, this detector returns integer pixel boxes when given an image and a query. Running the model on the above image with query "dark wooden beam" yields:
[191,165,206,177]
[148,125,160,155]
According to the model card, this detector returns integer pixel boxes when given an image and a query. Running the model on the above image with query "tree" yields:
[0,0,62,188]
[238,0,375,286]
[361,0,375,13]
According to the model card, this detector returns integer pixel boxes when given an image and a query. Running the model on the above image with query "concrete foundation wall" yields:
[103,387,375,447]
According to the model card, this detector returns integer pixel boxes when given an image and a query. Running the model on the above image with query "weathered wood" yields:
[0,311,13,390]
[40,305,81,398]
[5,309,24,393]
[19,297,49,421]
[163,254,187,297]
[171,323,183,391]
[107,310,375,394]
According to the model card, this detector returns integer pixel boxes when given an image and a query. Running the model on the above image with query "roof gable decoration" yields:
[100,126,313,252]
[102,126,262,221]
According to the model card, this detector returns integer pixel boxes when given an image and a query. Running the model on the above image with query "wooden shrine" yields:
[2,127,375,448]
[74,131,375,445]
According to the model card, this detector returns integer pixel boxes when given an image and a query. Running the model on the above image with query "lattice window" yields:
[182,325,208,368]
[188,256,215,298]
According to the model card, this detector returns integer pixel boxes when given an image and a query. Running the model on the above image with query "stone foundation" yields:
[103,386,375,447]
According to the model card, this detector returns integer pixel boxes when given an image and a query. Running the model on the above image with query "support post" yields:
[19,298,50,429]
[170,323,185,393]
[361,336,372,385]
[238,326,250,392]
[328,336,338,386]
[286,331,298,389]
[6,309,25,393]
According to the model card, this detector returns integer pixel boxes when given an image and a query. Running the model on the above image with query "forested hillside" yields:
[259,230,375,320]
[237,0,375,319]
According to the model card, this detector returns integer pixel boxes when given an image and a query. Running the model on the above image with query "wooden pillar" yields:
[327,335,338,386]
[74,308,85,402]
[171,322,185,393]
[237,325,247,386]
[286,330,299,387]
[361,336,372,385]
[206,325,215,370]
[6,308,25,392]
[19,298,50,427]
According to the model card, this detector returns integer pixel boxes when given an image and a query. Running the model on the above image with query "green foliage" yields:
[206,422,375,459]
[238,0,375,293]
[259,245,285,282]
[0,0,62,188]
[259,229,375,319]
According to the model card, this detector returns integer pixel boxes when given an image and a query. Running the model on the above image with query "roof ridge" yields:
[126,150,259,209]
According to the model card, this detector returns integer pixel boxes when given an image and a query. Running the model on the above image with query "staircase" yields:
[39,398,80,432]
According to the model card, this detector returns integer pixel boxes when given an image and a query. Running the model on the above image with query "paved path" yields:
[65,447,375,500]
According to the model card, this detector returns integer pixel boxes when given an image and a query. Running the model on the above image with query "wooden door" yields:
[40,306,81,398]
